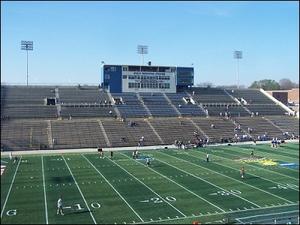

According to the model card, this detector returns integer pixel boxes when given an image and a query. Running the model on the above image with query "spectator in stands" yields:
[109,110,112,116]
[69,114,72,120]
[220,112,223,117]
[234,133,238,143]
[139,136,144,146]
[247,127,252,133]
[210,124,215,129]
[291,133,295,139]
[242,134,248,140]
[251,112,254,117]
[192,91,195,96]
[174,140,179,148]
[255,112,259,116]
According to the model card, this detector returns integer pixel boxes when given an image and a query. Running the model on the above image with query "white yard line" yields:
[62,155,97,224]
[236,209,299,220]
[162,151,295,204]
[120,153,225,213]
[191,149,299,190]
[218,149,299,182]
[1,156,22,218]
[136,203,299,224]
[108,157,187,218]
[82,154,144,222]
[41,156,48,224]
[156,153,261,208]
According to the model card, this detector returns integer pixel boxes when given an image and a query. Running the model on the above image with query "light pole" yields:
[101,61,105,88]
[21,41,33,86]
[233,50,242,89]
[137,45,148,69]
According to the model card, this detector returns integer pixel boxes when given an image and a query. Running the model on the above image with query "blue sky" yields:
[1,1,299,86]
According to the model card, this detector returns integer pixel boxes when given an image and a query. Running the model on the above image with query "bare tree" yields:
[196,82,214,88]
[279,78,297,90]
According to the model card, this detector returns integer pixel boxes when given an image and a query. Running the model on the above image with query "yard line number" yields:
[140,196,176,203]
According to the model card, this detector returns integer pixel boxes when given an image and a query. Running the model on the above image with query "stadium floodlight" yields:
[100,61,105,88]
[137,45,148,66]
[21,41,33,86]
[233,50,242,89]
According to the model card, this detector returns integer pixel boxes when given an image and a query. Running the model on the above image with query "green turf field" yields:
[1,143,299,224]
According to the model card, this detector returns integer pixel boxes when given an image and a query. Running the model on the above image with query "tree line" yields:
[196,78,298,90]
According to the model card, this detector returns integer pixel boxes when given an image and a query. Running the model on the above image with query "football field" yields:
[1,143,299,224]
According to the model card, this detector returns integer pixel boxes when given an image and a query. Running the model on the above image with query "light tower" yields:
[21,41,33,86]
[233,50,242,89]
[100,61,105,88]
[137,45,148,66]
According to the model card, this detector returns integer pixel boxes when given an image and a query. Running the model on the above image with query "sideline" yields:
[1,139,298,157]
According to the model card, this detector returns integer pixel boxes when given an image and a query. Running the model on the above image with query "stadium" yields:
[1,2,299,224]
[1,62,299,224]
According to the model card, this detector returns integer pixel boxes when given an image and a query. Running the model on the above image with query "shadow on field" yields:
[51,176,74,183]
[246,175,260,180]
[70,210,91,215]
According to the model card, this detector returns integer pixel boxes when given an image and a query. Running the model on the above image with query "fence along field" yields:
[1,143,299,224]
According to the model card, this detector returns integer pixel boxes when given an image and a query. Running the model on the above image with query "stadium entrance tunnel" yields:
[45,97,56,105]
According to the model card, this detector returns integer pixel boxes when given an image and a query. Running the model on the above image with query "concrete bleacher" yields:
[2,105,57,119]
[234,117,284,140]
[188,87,235,103]
[191,117,241,143]
[1,120,48,150]
[203,104,250,117]
[148,118,205,145]
[1,85,56,105]
[266,116,299,136]
[59,87,110,104]
[1,85,298,151]
[228,89,274,104]
[51,119,108,149]
[1,86,57,119]
[226,89,288,116]
[245,104,287,115]
[60,105,115,118]
[166,93,205,116]
[112,93,148,117]
[101,118,158,147]
[140,93,178,117]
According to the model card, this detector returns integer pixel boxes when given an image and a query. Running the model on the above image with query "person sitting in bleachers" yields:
[210,124,215,129]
